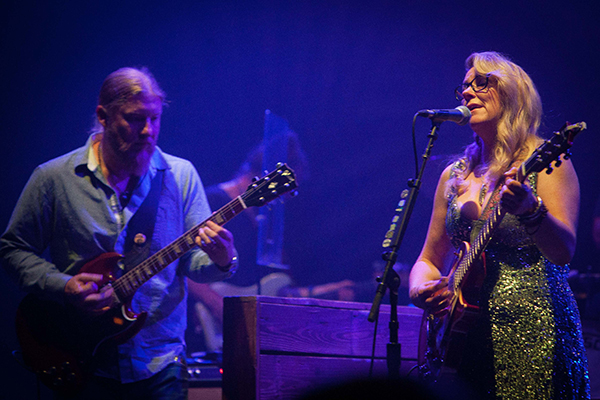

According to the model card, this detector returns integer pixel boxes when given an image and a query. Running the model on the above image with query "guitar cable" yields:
[368,311,380,378]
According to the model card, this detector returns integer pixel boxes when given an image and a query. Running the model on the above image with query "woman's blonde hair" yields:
[451,51,543,193]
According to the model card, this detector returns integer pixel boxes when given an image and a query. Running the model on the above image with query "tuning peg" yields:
[252,176,260,182]
[276,162,284,168]
[554,157,562,168]
[290,190,299,197]
[563,150,572,160]
[546,166,553,175]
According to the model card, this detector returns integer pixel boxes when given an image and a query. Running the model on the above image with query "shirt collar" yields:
[74,133,170,177]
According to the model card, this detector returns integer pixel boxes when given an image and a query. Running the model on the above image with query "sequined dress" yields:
[445,166,590,399]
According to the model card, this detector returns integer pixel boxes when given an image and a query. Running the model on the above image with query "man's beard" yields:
[121,143,155,176]
[103,129,157,177]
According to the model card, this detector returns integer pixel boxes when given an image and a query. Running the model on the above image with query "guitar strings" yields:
[111,197,247,297]
[110,169,287,297]
[452,204,503,291]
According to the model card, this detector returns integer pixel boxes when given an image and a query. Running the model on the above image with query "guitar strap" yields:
[480,181,503,220]
[471,178,504,243]
[121,169,165,271]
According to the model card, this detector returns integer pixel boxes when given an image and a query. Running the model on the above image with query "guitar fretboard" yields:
[449,164,530,292]
[106,162,297,303]
[112,196,247,301]
[450,204,506,292]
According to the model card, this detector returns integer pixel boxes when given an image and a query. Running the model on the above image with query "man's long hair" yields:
[90,67,166,134]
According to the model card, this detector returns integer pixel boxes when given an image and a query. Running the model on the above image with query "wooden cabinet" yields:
[222,296,423,400]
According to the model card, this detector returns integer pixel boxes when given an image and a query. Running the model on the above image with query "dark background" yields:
[1,0,599,397]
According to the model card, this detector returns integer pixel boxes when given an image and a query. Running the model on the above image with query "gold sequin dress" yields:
[446,169,590,399]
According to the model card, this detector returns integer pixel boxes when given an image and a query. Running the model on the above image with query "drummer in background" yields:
[187,132,357,353]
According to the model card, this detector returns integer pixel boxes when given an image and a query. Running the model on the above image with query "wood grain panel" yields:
[222,296,423,400]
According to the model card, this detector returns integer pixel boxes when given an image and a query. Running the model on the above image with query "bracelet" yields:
[517,196,542,224]
[216,256,238,272]
[517,196,548,234]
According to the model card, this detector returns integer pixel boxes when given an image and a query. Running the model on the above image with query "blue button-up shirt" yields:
[1,135,234,382]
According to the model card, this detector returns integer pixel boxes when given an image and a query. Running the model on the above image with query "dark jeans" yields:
[55,362,189,400]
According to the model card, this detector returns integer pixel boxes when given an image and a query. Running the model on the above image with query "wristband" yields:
[216,256,238,272]
[517,196,548,234]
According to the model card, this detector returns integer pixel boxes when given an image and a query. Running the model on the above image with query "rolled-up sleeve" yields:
[168,157,236,283]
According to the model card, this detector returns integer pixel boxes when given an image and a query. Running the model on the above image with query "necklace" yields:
[478,182,488,207]
[98,142,130,204]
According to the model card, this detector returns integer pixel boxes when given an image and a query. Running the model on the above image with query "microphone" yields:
[417,106,471,125]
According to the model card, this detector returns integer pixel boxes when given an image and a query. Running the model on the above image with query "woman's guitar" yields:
[418,122,587,382]
[15,163,297,395]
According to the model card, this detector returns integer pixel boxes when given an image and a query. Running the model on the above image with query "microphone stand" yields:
[368,120,442,378]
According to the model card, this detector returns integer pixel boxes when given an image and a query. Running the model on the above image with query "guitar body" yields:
[418,241,486,382]
[15,252,146,395]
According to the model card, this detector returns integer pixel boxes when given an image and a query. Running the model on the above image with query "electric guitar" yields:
[418,122,587,381]
[15,163,297,395]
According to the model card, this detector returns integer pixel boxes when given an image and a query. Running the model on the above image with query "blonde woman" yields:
[409,52,589,399]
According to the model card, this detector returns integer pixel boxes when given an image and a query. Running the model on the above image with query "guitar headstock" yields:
[242,163,298,208]
[522,121,586,176]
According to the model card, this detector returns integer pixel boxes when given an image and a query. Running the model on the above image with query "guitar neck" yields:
[112,196,248,301]
[106,162,298,302]
[450,168,531,292]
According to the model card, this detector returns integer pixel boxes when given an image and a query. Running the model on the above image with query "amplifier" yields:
[186,354,222,388]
